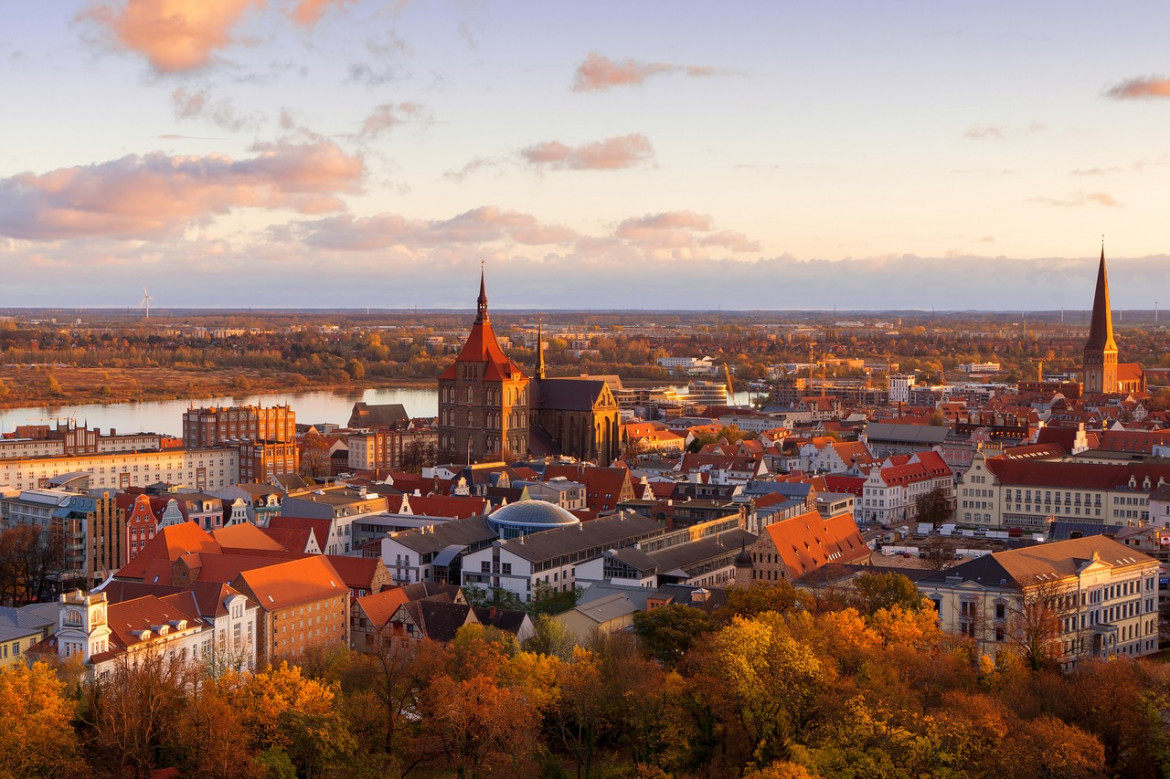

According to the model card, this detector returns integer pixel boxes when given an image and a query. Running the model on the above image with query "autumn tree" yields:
[851,571,929,616]
[1007,582,1074,672]
[299,432,332,478]
[228,661,355,776]
[83,648,193,775]
[715,580,813,623]
[691,613,831,767]
[0,661,85,778]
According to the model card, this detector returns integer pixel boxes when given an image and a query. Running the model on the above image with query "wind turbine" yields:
[141,286,153,320]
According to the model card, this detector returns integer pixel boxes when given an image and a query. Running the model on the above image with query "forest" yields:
[2,574,1167,778]
[1,311,1168,409]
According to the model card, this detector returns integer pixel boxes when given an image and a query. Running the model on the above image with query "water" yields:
[0,386,757,437]
[0,387,441,437]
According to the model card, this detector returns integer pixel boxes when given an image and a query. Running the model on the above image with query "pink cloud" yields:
[614,210,760,259]
[359,102,424,138]
[303,206,578,250]
[572,52,723,92]
[288,0,357,27]
[616,211,712,240]
[1029,191,1120,208]
[520,134,654,170]
[83,0,262,72]
[82,0,360,71]
[1105,76,1170,99]
[0,139,363,240]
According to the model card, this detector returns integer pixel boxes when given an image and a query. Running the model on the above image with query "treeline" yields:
[2,574,1168,778]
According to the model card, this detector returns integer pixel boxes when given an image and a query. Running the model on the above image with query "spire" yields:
[536,316,546,380]
[475,262,489,324]
[1086,241,1116,352]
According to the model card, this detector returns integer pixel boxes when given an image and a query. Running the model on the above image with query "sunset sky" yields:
[2,1,1169,311]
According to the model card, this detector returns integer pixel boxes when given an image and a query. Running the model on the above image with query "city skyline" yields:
[2,2,1170,309]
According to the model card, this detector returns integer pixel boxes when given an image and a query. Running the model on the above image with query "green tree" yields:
[632,604,716,666]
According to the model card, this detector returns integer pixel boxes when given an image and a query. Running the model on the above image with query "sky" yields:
[1,1,1169,311]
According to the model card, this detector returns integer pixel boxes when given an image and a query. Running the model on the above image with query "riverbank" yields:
[0,365,436,411]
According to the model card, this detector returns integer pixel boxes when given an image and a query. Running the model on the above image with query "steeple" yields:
[476,262,489,324]
[536,316,546,380]
[1086,241,1116,352]
[1082,240,1119,394]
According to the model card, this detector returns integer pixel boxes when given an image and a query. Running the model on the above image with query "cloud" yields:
[520,134,654,171]
[358,102,424,138]
[964,121,1047,140]
[82,0,262,72]
[614,210,760,257]
[171,86,252,131]
[572,51,724,92]
[1105,76,1170,100]
[0,139,363,240]
[302,206,578,251]
[82,0,360,72]
[287,0,356,27]
[1029,191,1119,208]
[443,157,506,182]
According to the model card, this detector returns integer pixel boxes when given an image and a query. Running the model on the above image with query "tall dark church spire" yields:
[1082,240,1118,394]
[476,262,489,324]
[1086,241,1116,352]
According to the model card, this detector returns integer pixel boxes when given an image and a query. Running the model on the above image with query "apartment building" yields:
[957,450,1169,530]
[917,536,1159,669]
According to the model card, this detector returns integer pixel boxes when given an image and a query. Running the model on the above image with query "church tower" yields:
[437,269,531,464]
[1082,244,1118,395]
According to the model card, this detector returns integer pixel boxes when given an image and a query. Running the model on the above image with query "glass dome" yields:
[487,499,581,539]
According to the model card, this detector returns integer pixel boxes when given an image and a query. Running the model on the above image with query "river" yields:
[0,387,442,437]
[0,386,757,437]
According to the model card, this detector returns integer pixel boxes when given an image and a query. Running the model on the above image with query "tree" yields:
[1007,582,1074,672]
[715,580,812,623]
[691,614,830,767]
[920,535,959,571]
[524,614,578,661]
[0,524,64,605]
[0,661,84,778]
[632,604,716,666]
[343,632,422,758]
[84,648,192,775]
[299,432,331,478]
[228,661,354,776]
[345,358,366,381]
[915,486,953,526]
[851,571,929,615]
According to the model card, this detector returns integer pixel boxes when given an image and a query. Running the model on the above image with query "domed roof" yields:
[489,500,580,529]
[734,543,752,567]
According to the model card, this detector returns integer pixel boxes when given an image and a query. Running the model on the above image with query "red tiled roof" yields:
[324,555,383,592]
[232,556,347,611]
[408,495,488,519]
[260,526,316,553]
[437,316,526,382]
[355,587,410,628]
[267,515,332,551]
[763,509,869,578]
[117,522,221,580]
[212,523,287,552]
[985,457,1170,491]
